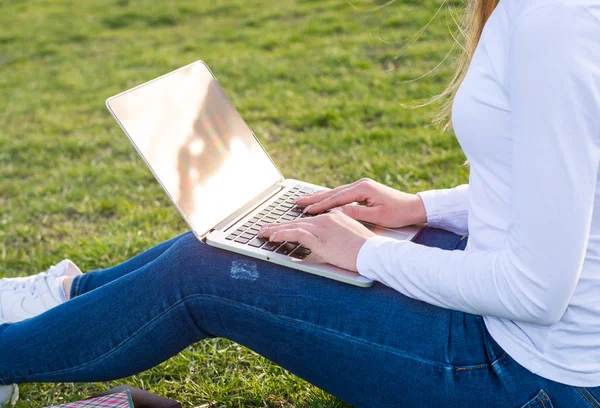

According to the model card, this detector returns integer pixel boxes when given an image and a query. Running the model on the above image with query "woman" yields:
[2,0,600,406]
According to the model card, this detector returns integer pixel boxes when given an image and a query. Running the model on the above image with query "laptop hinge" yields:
[205,180,284,237]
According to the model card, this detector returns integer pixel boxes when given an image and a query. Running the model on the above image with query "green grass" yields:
[0,0,468,406]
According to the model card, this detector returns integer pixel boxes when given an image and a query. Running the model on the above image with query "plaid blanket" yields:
[46,390,134,408]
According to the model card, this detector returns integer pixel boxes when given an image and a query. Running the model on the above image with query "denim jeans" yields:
[1,227,599,407]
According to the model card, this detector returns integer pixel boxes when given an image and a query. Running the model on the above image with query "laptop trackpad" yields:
[368,225,411,240]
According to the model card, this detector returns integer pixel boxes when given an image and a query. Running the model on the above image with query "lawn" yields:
[0,0,468,406]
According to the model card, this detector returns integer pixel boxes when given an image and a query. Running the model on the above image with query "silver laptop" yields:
[105,61,423,287]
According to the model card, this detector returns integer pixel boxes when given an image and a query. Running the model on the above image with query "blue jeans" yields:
[1,227,599,407]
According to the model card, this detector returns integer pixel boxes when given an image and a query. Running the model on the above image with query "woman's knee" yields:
[170,231,202,255]
[160,231,233,290]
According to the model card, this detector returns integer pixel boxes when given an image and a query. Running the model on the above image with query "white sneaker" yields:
[0,384,18,407]
[0,260,82,407]
[0,259,82,323]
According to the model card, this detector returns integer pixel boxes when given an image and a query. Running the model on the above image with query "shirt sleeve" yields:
[357,6,600,326]
[417,185,469,236]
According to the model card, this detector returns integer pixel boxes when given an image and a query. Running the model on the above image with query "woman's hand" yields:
[259,210,375,272]
[295,178,426,228]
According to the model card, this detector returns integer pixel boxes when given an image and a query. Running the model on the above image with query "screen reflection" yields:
[107,62,282,236]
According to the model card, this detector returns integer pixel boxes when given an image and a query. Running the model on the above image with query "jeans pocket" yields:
[520,390,553,408]
[413,227,463,250]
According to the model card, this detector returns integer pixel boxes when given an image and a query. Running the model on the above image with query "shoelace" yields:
[0,264,59,297]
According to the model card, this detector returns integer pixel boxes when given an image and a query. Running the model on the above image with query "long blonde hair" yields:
[436,0,499,130]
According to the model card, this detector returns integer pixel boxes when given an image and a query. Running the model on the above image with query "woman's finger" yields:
[259,221,316,237]
[337,204,381,224]
[268,228,319,249]
[295,186,344,206]
[303,184,369,215]
[295,179,364,206]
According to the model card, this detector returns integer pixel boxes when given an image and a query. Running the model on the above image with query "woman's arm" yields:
[417,185,469,236]
[357,6,600,326]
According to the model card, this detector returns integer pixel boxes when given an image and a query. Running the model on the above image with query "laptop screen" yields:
[106,61,282,237]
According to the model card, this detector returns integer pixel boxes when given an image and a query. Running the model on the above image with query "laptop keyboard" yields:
[225,184,317,259]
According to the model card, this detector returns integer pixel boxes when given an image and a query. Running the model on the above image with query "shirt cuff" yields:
[416,190,442,225]
[356,235,406,279]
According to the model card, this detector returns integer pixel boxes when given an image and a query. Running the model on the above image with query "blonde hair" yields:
[436,0,499,130]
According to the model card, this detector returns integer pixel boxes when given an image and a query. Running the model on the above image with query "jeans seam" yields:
[541,390,550,402]
[71,275,83,298]
[454,352,508,371]
[577,387,600,408]
[537,395,546,408]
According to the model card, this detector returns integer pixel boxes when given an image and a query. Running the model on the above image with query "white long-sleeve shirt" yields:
[357,0,600,386]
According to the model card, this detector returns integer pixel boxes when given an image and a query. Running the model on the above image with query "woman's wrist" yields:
[407,193,427,225]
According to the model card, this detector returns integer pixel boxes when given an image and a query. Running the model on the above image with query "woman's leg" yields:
[69,232,188,298]
[0,229,586,407]
[69,228,463,298]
